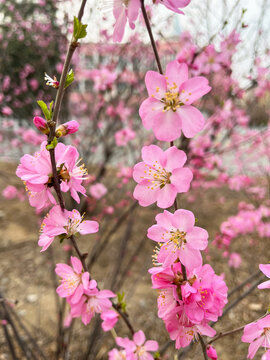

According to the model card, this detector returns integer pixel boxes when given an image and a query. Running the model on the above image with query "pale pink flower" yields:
[115,127,135,146]
[148,209,208,268]
[133,145,193,208]
[228,252,242,268]
[89,183,108,199]
[112,0,140,42]
[90,67,117,91]
[258,264,270,289]
[38,205,99,251]
[116,330,158,359]
[55,256,90,304]
[70,282,115,325]
[2,185,17,199]
[139,60,211,141]
[108,349,127,360]
[242,315,270,359]
[16,141,87,210]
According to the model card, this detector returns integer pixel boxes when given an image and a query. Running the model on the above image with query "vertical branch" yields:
[198,334,208,360]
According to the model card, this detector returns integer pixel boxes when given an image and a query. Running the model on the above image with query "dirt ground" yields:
[0,162,269,360]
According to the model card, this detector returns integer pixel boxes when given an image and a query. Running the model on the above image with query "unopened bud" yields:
[33,116,49,135]
[206,345,218,360]
[55,120,79,137]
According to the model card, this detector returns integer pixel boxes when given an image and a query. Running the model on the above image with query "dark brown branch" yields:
[198,334,208,360]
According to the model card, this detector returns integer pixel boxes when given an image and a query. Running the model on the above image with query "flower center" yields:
[142,162,171,190]
[170,229,187,247]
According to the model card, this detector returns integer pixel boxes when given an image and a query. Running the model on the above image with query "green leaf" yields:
[65,69,74,89]
[154,352,160,359]
[73,16,87,41]
[49,101,54,119]
[37,100,51,121]
[46,137,58,150]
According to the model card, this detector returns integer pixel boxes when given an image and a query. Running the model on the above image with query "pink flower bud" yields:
[206,345,218,360]
[55,120,79,137]
[33,116,49,135]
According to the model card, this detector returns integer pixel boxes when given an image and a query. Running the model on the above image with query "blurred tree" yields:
[0,0,68,122]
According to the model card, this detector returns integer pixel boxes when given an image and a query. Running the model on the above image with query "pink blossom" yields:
[90,67,117,91]
[70,282,115,325]
[262,350,270,360]
[139,60,211,141]
[242,315,270,359]
[16,141,87,210]
[258,264,270,289]
[116,330,158,359]
[115,127,136,146]
[2,185,17,199]
[112,0,140,42]
[108,349,127,360]
[150,263,227,323]
[155,0,191,14]
[55,120,79,137]
[148,209,208,268]
[38,205,99,251]
[206,345,218,360]
[228,252,242,268]
[100,310,119,331]
[55,256,90,304]
[89,183,108,199]
[133,145,193,208]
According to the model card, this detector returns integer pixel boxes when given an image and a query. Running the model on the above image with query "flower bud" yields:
[206,345,218,360]
[33,116,49,135]
[55,120,79,137]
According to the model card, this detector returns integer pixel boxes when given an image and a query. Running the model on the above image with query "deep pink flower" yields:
[139,60,211,141]
[149,263,227,323]
[55,256,90,304]
[38,205,99,251]
[133,145,193,208]
[242,315,270,359]
[16,141,87,210]
[116,330,158,360]
[112,0,140,42]
[148,209,208,268]
[164,311,216,349]
[258,264,270,289]
[155,0,191,14]
[70,282,115,325]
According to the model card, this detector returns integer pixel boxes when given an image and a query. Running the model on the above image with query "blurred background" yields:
[0,0,270,359]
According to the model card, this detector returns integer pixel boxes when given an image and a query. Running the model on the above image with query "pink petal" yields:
[165,60,188,89]
[164,146,187,171]
[141,144,166,168]
[139,97,164,130]
[153,110,182,142]
[155,210,175,229]
[258,280,270,289]
[156,184,177,209]
[171,209,195,232]
[147,224,167,242]
[133,162,148,183]
[78,220,99,235]
[177,105,205,138]
[179,77,211,105]
[179,246,202,269]
[259,264,270,278]
[133,330,145,346]
[113,7,127,42]
[248,336,264,359]
[70,256,82,274]
[170,167,193,193]
[145,340,159,352]
[133,182,159,207]
[145,71,167,99]
[186,226,208,250]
